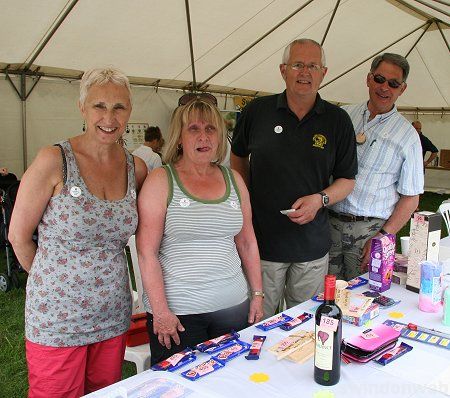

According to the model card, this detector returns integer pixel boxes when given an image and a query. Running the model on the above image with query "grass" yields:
[0,192,448,397]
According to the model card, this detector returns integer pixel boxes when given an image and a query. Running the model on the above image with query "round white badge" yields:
[70,186,82,198]
[230,200,239,210]
[130,189,136,200]
[274,125,283,134]
[179,198,190,207]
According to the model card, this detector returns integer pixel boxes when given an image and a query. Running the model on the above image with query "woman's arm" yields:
[232,169,264,324]
[8,146,63,272]
[136,167,184,349]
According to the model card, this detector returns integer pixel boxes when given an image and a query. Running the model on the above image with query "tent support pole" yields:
[184,0,197,90]
[320,21,429,90]
[23,0,79,71]
[405,20,433,57]
[436,21,450,52]
[198,0,315,89]
[321,0,341,46]
[412,0,450,18]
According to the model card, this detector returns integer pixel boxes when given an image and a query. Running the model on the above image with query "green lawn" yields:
[0,192,448,397]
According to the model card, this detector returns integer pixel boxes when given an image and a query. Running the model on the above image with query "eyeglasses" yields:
[370,73,403,89]
[178,92,218,106]
[284,62,323,72]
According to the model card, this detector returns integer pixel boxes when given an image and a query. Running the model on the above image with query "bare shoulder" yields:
[26,145,63,181]
[230,168,246,188]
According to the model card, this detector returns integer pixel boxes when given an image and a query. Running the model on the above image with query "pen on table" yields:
[407,323,450,339]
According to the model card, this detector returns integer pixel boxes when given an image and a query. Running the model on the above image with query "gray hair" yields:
[282,39,326,66]
[370,53,410,82]
[79,67,132,106]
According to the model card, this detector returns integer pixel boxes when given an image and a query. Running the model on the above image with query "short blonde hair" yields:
[79,67,132,107]
[164,100,227,165]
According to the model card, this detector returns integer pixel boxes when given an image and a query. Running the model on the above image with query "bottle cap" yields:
[324,274,336,301]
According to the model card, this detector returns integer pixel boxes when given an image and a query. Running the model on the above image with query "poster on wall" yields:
[120,123,149,152]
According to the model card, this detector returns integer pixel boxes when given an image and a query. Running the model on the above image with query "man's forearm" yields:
[424,152,438,167]
[323,178,355,206]
[382,195,419,234]
[230,153,250,187]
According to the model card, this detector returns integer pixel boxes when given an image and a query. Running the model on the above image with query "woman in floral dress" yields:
[9,67,147,398]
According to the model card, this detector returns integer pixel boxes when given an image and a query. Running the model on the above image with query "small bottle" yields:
[314,274,342,386]
[419,261,442,313]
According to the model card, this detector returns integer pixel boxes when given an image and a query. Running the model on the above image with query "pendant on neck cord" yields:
[356,131,366,145]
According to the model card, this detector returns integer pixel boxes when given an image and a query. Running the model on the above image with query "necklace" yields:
[356,109,395,146]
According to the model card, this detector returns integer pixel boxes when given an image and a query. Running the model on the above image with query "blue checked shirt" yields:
[331,102,424,220]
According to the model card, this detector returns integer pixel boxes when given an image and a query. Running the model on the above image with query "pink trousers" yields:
[26,333,127,398]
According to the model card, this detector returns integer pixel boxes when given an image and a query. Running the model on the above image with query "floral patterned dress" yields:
[25,140,137,347]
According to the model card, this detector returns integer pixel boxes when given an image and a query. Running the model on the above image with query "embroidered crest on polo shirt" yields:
[312,134,327,149]
[179,198,190,207]
[274,125,283,134]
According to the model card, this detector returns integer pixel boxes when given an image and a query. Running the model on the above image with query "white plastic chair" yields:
[124,235,151,373]
[439,201,450,235]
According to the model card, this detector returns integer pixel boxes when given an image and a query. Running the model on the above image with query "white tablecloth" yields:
[85,276,450,398]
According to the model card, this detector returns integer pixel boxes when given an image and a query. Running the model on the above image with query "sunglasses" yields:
[370,73,403,89]
[178,92,218,106]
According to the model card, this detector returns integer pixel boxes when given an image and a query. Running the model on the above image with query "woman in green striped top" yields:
[136,98,263,364]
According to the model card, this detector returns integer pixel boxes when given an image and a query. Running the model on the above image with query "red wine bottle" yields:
[314,274,342,386]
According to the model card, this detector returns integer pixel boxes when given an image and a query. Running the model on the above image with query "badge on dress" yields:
[274,125,283,134]
[179,198,190,207]
[229,200,239,210]
[70,186,82,198]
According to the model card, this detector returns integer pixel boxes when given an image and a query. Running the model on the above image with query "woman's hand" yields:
[248,296,264,324]
[153,310,185,349]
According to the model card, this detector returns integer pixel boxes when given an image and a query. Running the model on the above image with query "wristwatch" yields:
[318,191,329,208]
[252,290,265,299]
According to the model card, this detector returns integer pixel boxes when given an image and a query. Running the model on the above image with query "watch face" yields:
[323,195,329,205]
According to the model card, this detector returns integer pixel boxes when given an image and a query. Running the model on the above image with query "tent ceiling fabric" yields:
[1,0,449,107]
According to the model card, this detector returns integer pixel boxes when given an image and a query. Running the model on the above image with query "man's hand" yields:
[359,238,373,273]
[287,194,323,225]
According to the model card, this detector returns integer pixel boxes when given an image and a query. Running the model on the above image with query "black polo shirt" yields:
[419,133,438,158]
[232,92,357,262]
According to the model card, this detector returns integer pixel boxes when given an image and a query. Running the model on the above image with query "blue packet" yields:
[256,313,293,331]
[181,358,225,381]
[212,340,251,363]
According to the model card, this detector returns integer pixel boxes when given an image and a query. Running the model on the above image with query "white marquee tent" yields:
[1,0,449,188]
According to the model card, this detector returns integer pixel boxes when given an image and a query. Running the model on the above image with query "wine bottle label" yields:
[320,316,339,332]
[314,327,333,370]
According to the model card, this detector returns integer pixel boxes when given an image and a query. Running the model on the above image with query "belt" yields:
[328,209,375,222]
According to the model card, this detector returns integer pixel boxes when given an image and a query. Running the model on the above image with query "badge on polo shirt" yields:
[312,134,327,149]
[274,125,283,134]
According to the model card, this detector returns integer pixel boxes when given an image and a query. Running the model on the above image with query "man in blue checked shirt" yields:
[328,53,424,281]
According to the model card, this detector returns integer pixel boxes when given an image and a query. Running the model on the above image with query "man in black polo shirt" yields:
[231,38,357,318]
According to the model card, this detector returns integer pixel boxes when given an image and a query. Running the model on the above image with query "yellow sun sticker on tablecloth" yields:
[314,390,335,398]
[249,373,270,383]
[388,311,404,319]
